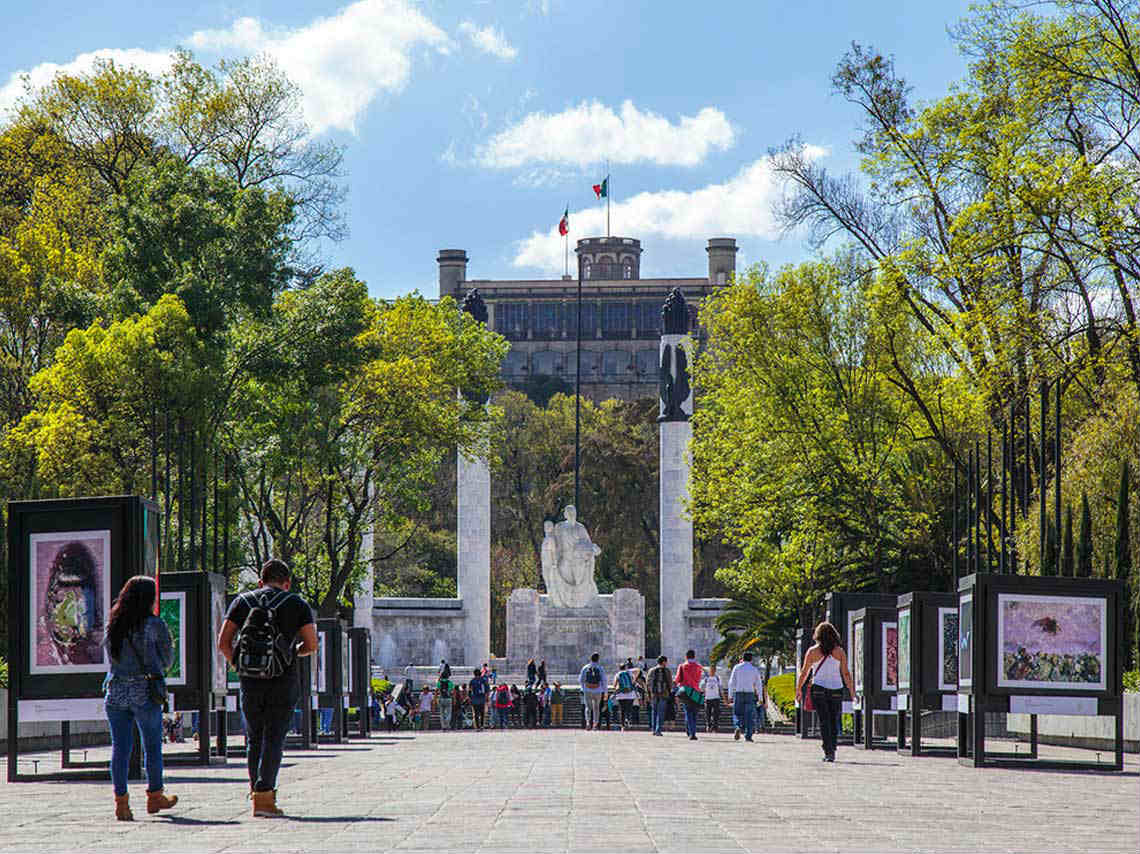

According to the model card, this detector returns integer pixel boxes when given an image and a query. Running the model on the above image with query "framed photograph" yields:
[158,591,187,686]
[959,594,973,688]
[897,609,911,692]
[852,620,864,693]
[210,586,227,695]
[342,633,351,694]
[996,593,1106,691]
[317,632,327,693]
[938,607,959,692]
[881,622,898,692]
[29,530,112,674]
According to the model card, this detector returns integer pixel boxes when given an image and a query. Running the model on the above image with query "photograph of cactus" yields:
[30,531,111,674]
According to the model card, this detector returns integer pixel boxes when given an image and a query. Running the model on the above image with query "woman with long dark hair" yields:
[795,621,855,762]
[103,575,179,820]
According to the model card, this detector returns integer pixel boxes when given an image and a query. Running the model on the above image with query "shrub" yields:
[767,672,796,718]
[1124,669,1139,694]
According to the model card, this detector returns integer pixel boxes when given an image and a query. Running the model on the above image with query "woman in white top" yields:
[795,621,855,762]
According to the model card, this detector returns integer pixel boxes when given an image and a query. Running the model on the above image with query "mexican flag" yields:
[558,207,569,235]
[592,176,608,199]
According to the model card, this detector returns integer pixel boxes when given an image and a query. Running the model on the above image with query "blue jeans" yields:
[734,693,756,740]
[496,707,509,728]
[683,700,698,737]
[651,698,666,734]
[319,708,333,733]
[106,702,164,796]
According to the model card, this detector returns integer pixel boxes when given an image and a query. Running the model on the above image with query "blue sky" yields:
[1,0,976,299]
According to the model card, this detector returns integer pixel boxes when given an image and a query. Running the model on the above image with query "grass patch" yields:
[767,672,796,718]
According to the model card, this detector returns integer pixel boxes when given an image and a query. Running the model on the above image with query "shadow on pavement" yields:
[157,816,242,827]
[285,816,396,824]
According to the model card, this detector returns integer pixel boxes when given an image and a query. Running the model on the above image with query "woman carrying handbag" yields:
[795,621,854,762]
[103,575,179,819]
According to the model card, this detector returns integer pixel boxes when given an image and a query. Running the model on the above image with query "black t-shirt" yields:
[225,586,315,691]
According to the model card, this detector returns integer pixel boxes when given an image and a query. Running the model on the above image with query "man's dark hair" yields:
[590,652,599,662]
[686,649,696,659]
[743,652,753,662]
[260,558,291,585]
[657,655,668,664]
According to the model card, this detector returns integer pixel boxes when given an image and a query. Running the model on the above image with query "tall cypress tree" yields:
[1077,492,1094,578]
[1061,504,1074,577]
[1043,517,1058,576]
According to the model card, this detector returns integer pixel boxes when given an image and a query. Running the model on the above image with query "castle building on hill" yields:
[437,237,738,402]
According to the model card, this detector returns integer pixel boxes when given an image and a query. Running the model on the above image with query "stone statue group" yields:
[540,506,601,609]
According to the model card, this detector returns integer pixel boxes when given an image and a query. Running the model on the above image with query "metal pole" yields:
[1054,379,1062,551]
[967,446,974,576]
[1023,398,1030,519]
[953,460,959,581]
[1040,381,1048,572]
[987,430,993,573]
[1001,419,1008,575]
[975,440,982,575]
[574,249,582,512]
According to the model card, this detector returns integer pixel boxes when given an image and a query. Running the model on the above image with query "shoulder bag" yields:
[127,630,169,712]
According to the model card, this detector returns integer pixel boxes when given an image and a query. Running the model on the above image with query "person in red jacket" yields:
[673,649,705,740]
[492,683,513,729]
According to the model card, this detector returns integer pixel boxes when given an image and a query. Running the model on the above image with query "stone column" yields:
[354,517,374,630]
[458,289,491,667]
[658,288,695,662]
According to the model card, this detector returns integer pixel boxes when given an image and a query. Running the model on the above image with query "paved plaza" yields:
[2,729,1137,853]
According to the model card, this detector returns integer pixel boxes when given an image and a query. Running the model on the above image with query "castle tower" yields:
[438,249,469,300]
[706,237,738,284]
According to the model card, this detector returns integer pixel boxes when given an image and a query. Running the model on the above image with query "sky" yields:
[0,0,977,299]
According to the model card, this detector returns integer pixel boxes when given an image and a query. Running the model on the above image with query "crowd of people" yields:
[98,556,832,825]
[394,650,771,739]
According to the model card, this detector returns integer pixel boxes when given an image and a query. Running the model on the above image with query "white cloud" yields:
[187,0,452,134]
[512,148,828,273]
[0,48,174,118]
[478,100,735,169]
[0,1,451,134]
[459,21,517,61]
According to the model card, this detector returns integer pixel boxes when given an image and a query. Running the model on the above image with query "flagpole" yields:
[606,160,610,238]
[574,246,582,512]
[564,201,569,278]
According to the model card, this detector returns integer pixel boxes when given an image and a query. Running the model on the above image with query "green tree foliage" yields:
[691,260,959,652]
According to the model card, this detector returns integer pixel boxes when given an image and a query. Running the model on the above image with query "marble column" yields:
[658,288,695,662]
[458,289,491,667]
[354,519,374,629]
[457,442,490,666]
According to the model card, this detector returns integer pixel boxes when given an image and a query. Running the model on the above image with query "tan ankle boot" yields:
[251,789,284,817]
[115,793,133,821]
[146,789,178,814]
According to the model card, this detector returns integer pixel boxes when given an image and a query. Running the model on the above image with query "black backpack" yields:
[584,663,602,687]
[235,588,293,679]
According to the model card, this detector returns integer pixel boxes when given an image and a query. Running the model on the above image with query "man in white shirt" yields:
[727,652,762,742]
[701,664,724,732]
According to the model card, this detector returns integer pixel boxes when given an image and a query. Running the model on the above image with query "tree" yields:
[691,259,959,656]
[1116,460,1134,659]
[1077,492,1094,578]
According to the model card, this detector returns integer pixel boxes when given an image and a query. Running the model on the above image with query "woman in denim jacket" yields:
[103,575,179,820]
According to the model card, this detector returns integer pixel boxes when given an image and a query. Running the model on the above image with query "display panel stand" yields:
[955,573,1124,772]
[825,592,895,745]
[895,591,958,758]
[348,627,372,738]
[851,606,898,751]
[794,628,817,740]
[315,618,349,745]
[7,496,161,782]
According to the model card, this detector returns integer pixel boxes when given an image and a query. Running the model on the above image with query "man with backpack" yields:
[218,559,317,818]
[611,662,638,730]
[469,668,488,730]
[646,655,671,736]
[578,652,606,731]
[493,683,512,728]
